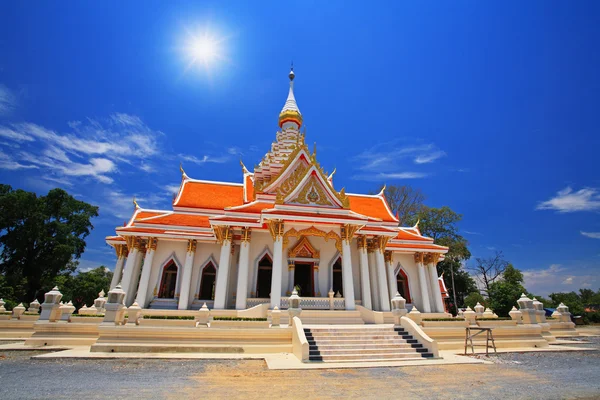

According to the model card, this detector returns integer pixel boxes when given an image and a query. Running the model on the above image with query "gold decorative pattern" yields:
[275,163,309,204]
[414,252,424,264]
[187,239,197,253]
[384,250,392,263]
[377,236,390,253]
[367,238,378,253]
[291,175,334,206]
[432,253,441,264]
[240,227,252,243]
[147,237,158,251]
[283,226,342,253]
[341,224,360,242]
[267,220,285,241]
[288,236,320,259]
[214,226,233,244]
[356,235,368,250]
[114,244,129,258]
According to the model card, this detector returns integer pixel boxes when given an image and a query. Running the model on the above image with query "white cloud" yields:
[463,230,482,235]
[537,187,600,213]
[0,85,16,115]
[415,150,446,164]
[581,231,600,239]
[179,154,230,165]
[0,113,163,184]
[522,263,600,296]
[164,184,181,194]
[352,172,429,181]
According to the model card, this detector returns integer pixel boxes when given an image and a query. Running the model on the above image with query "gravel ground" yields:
[0,337,598,400]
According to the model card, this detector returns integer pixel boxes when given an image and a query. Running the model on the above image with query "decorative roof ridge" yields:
[182,178,244,187]
[225,199,274,211]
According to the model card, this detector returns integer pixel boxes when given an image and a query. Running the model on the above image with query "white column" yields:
[428,256,445,313]
[313,262,321,297]
[269,221,284,309]
[415,253,431,313]
[287,260,295,295]
[341,238,356,310]
[136,238,157,308]
[120,237,141,306]
[385,252,396,301]
[125,250,144,306]
[375,238,391,312]
[178,240,197,310]
[214,227,232,310]
[368,248,380,310]
[357,237,372,310]
[110,244,127,290]
[235,229,251,310]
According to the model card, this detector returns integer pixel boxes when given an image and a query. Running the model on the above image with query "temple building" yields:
[106,69,449,315]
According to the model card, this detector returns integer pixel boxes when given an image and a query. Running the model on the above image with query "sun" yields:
[181,28,227,74]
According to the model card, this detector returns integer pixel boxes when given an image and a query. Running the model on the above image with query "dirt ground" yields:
[1,334,599,400]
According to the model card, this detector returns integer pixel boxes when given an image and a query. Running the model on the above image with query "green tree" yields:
[57,266,113,310]
[464,292,487,309]
[487,264,526,317]
[0,185,98,303]
[412,206,476,314]
[549,292,585,316]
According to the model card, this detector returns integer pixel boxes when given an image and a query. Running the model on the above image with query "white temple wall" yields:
[190,242,222,300]
[147,239,188,303]
[248,231,274,297]
[392,253,421,308]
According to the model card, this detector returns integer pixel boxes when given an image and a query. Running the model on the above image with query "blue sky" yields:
[0,2,598,296]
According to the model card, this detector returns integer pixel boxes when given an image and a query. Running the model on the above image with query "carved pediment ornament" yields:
[283,226,342,253]
[288,236,320,258]
[291,176,334,207]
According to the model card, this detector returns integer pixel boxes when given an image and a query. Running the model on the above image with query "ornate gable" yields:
[288,236,319,258]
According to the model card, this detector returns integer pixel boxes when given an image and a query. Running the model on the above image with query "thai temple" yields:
[106,68,450,316]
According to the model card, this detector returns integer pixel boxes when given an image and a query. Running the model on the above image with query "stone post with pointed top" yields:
[271,306,281,327]
[94,290,107,314]
[12,303,26,319]
[59,301,76,322]
[102,284,126,325]
[40,286,63,322]
[27,299,41,314]
[196,303,210,327]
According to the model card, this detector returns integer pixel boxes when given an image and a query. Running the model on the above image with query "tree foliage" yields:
[464,292,487,309]
[0,185,98,303]
[487,264,526,317]
[413,205,475,313]
[55,266,113,310]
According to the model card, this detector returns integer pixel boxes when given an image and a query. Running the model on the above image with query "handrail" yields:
[291,316,309,362]
[401,316,439,358]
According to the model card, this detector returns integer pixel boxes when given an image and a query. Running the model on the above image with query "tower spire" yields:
[278,65,303,129]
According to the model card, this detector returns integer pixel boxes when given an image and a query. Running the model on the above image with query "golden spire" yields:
[133,196,140,209]
[278,66,303,129]
[240,159,250,174]
[179,163,189,180]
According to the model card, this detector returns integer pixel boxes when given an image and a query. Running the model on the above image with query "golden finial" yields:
[328,167,337,181]
[240,159,249,174]
[378,184,386,197]
[133,196,140,209]
[179,163,189,180]
[313,142,317,158]
[414,218,420,229]
[289,61,295,81]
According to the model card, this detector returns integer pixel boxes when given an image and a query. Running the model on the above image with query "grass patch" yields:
[213,317,268,322]
[24,312,40,315]
[142,315,195,320]
[0,311,12,315]
[477,317,511,321]
[422,318,459,322]
[74,314,105,317]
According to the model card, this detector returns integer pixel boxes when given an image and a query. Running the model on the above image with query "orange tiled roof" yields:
[395,229,432,242]
[244,175,255,202]
[347,194,397,223]
[175,180,244,209]
[227,201,274,213]
[140,213,211,228]
[387,242,448,251]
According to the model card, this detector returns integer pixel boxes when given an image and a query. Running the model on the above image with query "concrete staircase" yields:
[304,325,435,362]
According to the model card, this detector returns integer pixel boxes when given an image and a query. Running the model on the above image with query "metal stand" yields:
[464,327,497,355]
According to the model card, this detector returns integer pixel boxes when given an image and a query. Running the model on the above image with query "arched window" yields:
[396,269,411,303]
[158,262,178,298]
[256,254,272,298]
[199,263,217,300]
[332,258,343,296]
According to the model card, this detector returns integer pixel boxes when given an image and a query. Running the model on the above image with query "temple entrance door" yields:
[158,262,177,298]
[294,262,314,297]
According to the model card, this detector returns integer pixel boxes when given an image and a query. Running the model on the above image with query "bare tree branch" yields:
[383,185,425,225]
[469,251,509,296]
